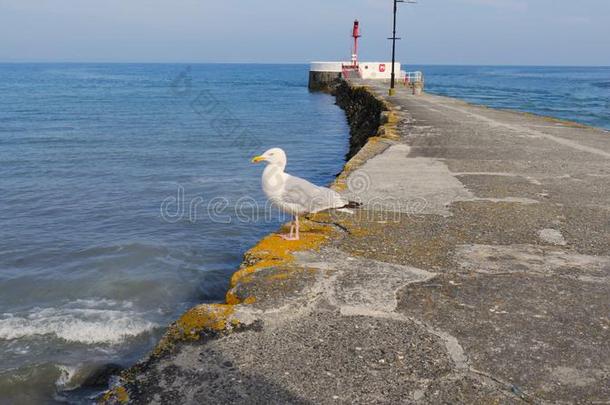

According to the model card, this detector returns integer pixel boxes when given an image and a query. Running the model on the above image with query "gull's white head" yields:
[251,147,287,168]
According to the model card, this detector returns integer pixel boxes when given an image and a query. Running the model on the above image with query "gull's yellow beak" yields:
[251,155,265,163]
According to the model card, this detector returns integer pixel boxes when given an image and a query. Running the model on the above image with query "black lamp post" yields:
[389,0,416,96]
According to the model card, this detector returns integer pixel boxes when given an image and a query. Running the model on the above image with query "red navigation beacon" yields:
[351,20,361,68]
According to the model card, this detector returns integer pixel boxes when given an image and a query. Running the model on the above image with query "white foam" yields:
[0,300,158,344]
[55,365,79,390]
[69,298,134,309]
[5,343,31,355]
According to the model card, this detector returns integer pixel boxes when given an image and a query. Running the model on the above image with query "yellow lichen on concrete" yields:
[150,303,239,357]
[378,111,400,140]
[176,304,236,338]
[225,290,241,305]
[230,221,333,288]
[99,386,129,404]
[115,387,129,403]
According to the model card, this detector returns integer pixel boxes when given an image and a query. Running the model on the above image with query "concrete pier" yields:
[308,70,342,92]
[308,62,411,92]
[101,81,609,404]
[308,62,343,91]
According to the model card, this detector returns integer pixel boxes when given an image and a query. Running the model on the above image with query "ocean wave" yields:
[0,361,124,402]
[0,300,157,344]
[0,363,64,403]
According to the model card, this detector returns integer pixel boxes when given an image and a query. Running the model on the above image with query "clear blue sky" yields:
[1,0,609,65]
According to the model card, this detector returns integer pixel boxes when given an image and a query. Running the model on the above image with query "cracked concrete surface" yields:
[105,82,610,404]
[346,144,474,216]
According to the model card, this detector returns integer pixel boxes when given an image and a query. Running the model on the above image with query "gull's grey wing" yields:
[282,174,347,213]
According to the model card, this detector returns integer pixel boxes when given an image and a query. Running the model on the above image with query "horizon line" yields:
[0,61,609,68]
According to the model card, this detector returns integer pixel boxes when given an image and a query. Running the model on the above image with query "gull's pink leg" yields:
[280,218,297,240]
[280,216,300,241]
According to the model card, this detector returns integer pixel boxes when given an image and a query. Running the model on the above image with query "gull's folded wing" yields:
[282,174,347,213]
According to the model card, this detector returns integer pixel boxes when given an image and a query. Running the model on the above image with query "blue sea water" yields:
[0,64,608,403]
[0,64,349,403]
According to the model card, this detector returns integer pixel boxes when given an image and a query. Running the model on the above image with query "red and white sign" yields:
[379,64,386,73]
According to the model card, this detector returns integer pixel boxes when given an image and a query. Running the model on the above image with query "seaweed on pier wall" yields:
[333,81,389,159]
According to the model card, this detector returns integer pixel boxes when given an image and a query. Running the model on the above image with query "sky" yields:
[0,0,609,66]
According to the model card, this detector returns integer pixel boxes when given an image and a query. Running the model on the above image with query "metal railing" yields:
[402,71,423,83]
[341,65,362,80]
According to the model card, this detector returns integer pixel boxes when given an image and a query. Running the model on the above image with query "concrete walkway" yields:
[104,83,609,404]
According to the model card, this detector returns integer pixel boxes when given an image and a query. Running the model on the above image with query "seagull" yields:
[252,147,360,240]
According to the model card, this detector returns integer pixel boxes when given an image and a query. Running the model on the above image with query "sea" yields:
[0,64,608,403]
